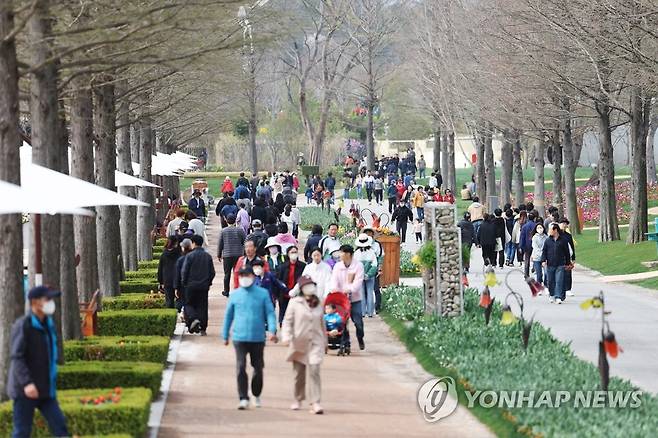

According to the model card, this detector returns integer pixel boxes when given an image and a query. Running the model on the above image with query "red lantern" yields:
[479,287,492,308]
[461,274,469,287]
[526,277,544,297]
[604,332,622,358]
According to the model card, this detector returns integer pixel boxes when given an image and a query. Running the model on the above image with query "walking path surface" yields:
[344,197,658,394]
[158,212,493,437]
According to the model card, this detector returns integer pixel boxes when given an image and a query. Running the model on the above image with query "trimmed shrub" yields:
[64,336,170,363]
[103,293,166,310]
[0,388,151,437]
[97,309,177,337]
[58,361,163,398]
[120,279,159,294]
[153,249,163,258]
[124,269,158,280]
[155,237,167,246]
[138,260,159,270]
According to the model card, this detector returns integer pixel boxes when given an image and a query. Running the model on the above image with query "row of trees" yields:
[0,0,251,399]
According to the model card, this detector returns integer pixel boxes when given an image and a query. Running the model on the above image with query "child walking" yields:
[413,219,423,243]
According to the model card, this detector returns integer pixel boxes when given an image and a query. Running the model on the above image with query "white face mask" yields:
[253,266,264,276]
[42,300,56,316]
[239,277,254,288]
[289,253,298,262]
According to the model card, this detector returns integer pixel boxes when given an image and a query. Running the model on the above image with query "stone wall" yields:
[422,202,464,317]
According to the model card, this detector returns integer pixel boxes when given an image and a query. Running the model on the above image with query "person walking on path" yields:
[417,155,427,178]
[167,208,186,237]
[185,211,206,240]
[189,190,207,221]
[222,266,278,410]
[265,238,286,272]
[8,286,69,438]
[221,176,235,194]
[252,258,287,305]
[276,246,306,325]
[217,214,246,297]
[319,223,341,260]
[386,181,397,214]
[354,234,379,318]
[281,276,326,414]
[303,225,323,263]
[237,203,251,235]
[477,214,498,267]
[182,235,215,335]
[329,245,365,352]
[493,208,507,268]
[412,186,426,221]
[300,247,333,301]
[233,240,269,289]
[354,174,363,199]
[246,219,268,257]
[541,223,571,304]
[391,202,413,243]
[467,197,485,242]
[363,227,385,312]
[458,212,475,273]
[559,218,576,297]
[158,236,182,308]
[511,210,527,267]
[174,238,193,312]
[519,212,537,278]
[531,223,548,289]
[373,176,384,205]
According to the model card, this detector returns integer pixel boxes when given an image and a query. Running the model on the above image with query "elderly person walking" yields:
[281,276,326,414]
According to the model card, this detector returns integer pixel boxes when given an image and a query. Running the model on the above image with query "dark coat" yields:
[189,197,206,218]
[541,234,571,267]
[494,216,506,243]
[458,219,476,245]
[477,220,498,246]
[276,260,306,299]
[181,248,216,292]
[251,205,268,224]
[304,233,323,262]
[8,314,58,400]
[158,248,181,288]
[392,206,413,224]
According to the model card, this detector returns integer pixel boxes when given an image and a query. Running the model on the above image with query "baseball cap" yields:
[251,219,262,227]
[28,286,61,300]
[238,265,255,276]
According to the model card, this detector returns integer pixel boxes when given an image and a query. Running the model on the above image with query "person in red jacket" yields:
[432,189,444,202]
[443,189,456,204]
[233,240,269,290]
[221,176,235,194]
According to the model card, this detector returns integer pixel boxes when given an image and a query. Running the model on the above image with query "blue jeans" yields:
[505,242,517,263]
[546,265,565,300]
[343,188,350,200]
[416,207,424,221]
[472,220,483,244]
[355,185,362,199]
[341,300,364,347]
[362,278,376,316]
[532,261,544,285]
[12,397,68,438]
[419,169,426,178]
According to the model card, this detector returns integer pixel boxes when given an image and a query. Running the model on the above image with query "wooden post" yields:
[378,234,401,287]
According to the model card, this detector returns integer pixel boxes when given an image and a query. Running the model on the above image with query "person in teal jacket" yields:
[222,265,278,410]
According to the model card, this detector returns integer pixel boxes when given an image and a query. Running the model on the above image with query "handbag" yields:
[495,237,503,252]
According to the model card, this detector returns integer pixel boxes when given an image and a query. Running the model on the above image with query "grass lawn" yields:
[575,228,658,276]
[180,176,230,198]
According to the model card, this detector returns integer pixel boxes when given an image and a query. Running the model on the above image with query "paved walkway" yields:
[345,198,658,394]
[158,212,493,437]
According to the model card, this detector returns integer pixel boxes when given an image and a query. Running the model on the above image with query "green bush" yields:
[155,237,167,246]
[124,269,158,280]
[138,260,159,270]
[0,388,151,437]
[153,249,163,258]
[98,309,177,337]
[64,336,170,363]
[120,279,159,294]
[400,250,421,276]
[58,361,163,398]
[382,285,424,321]
[103,293,166,310]
[383,286,658,436]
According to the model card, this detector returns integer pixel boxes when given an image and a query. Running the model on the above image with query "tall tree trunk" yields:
[484,124,496,210]
[28,0,60,291]
[116,90,138,271]
[138,113,155,261]
[433,126,441,173]
[93,79,121,297]
[573,130,584,166]
[447,132,456,192]
[534,138,546,218]
[512,131,524,206]
[647,113,658,185]
[475,126,486,199]
[440,131,449,185]
[500,130,513,207]
[627,89,650,244]
[247,57,258,174]
[595,99,620,242]
[130,122,140,164]
[366,100,375,171]
[552,130,563,215]
[0,1,25,400]
[70,77,98,302]
[561,98,580,234]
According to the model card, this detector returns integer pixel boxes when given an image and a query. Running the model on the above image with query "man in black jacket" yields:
[8,286,69,437]
[182,235,216,334]
[493,208,507,268]
[392,202,414,243]
[189,190,206,220]
[477,214,498,266]
[158,236,182,308]
[458,212,476,273]
[542,223,572,304]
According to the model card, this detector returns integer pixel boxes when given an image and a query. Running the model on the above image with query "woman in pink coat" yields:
[281,276,326,414]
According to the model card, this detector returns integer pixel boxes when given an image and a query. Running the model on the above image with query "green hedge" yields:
[98,309,177,337]
[153,249,163,258]
[120,279,159,294]
[103,293,166,310]
[0,388,151,437]
[138,260,159,270]
[124,269,158,280]
[383,287,658,437]
[155,238,167,246]
[58,361,163,398]
[64,336,170,363]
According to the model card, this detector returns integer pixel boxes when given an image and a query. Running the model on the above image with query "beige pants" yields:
[293,361,321,403]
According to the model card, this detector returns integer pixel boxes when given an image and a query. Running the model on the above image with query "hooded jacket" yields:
[158,247,181,288]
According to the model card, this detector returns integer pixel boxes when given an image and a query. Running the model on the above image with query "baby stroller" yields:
[324,292,351,356]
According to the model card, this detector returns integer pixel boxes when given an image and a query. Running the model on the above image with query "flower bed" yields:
[0,388,151,437]
[298,206,351,231]
[124,269,158,280]
[58,361,163,398]
[103,293,166,311]
[119,279,159,294]
[400,250,421,277]
[382,286,658,436]
[64,336,170,363]
[97,309,177,337]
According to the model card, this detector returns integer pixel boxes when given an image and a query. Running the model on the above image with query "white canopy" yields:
[0,179,94,216]
[115,170,160,188]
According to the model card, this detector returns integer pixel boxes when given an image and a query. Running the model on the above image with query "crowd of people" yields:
[458,199,576,304]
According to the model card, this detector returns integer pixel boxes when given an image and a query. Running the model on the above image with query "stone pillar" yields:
[422,202,464,317]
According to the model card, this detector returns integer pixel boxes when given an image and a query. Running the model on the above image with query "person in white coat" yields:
[296,248,333,300]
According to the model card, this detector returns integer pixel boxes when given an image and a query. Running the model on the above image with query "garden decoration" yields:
[500,270,536,350]
[349,203,361,228]
[580,291,622,390]
[479,286,495,325]
[483,264,498,287]
[359,208,390,230]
